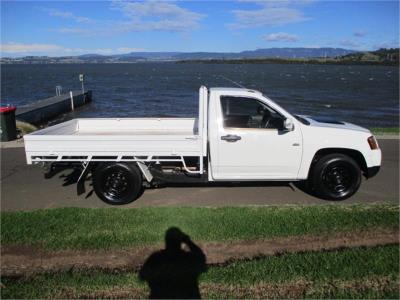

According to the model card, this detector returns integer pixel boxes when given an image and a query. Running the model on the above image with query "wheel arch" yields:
[308,148,368,179]
[92,161,147,180]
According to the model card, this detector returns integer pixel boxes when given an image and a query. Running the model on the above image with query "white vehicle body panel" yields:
[24,85,381,183]
[296,120,381,179]
[208,88,303,180]
[24,87,209,176]
[24,118,202,160]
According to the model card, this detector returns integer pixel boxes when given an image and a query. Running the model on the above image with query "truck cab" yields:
[207,87,303,180]
[24,86,382,204]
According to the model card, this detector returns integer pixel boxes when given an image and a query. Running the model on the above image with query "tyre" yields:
[311,153,361,201]
[93,163,143,205]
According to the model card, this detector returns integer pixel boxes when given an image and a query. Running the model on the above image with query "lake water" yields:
[1,63,398,128]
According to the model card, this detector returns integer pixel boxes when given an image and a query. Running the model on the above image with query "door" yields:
[211,95,302,180]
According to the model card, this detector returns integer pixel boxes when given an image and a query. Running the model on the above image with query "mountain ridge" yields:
[1,47,358,63]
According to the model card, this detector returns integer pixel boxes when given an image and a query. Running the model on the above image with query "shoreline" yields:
[2,60,398,66]
[177,59,399,66]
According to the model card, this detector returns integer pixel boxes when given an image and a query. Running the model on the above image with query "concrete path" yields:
[1,140,398,211]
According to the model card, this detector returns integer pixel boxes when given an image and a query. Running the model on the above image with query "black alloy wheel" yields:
[93,163,143,205]
[312,154,361,200]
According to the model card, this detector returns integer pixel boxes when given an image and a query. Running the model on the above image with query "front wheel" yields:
[93,163,143,205]
[311,154,361,201]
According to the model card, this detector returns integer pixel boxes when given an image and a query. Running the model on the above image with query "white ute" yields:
[24,86,381,204]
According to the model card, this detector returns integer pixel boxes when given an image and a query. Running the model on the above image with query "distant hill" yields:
[178,48,399,66]
[78,54,108,58]
[118,52,181,60]
[341,48,399,63]
[0,47,361,64]
[124,48,356,60]
[238,47,355,58]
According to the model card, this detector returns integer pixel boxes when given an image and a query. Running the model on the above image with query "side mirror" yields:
[273,118,295,131]
[283,118,295,131]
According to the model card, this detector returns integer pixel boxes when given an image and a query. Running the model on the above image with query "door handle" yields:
[221,134,241,142]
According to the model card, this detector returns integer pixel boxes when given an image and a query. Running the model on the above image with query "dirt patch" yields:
[1,229,398,278]
[202,228,399,264]
[199,276,400,299]
[201,276,399,299]
[37,276,399,299]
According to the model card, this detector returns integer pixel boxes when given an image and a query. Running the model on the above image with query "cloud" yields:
[238,0,316,6]
[1,42,144,56]
[353,30,366,37]
[47,9,93,24]
[339,39,359,48]
[63,47,144,55]
[264,32,299,42]
[1,42,62,53]
[110,1,205,32]
[230,7,308,28]
[372,41,399,49]
[68,48,115,55]
[228,1,310,29]
[50,1,205,36]
[56,27,92,34]
[117,47,144,53]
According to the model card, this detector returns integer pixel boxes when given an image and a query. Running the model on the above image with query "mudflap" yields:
[44,162,92,196]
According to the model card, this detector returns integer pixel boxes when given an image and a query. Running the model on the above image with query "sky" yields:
[1,0,399,57]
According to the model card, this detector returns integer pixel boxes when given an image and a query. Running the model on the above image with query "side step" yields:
[150,167,208,184]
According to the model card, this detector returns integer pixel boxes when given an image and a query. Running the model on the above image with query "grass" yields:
[2,245,398,299]
[1,205,398,250]
[1,205,398,298]
[371,127,399,135]
[15,120,37,135]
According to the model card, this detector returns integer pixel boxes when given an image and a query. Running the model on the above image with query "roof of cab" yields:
[209,87,262,95]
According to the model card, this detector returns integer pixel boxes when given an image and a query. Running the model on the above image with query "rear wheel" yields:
[93,163,143,205]
[311,154,361,201]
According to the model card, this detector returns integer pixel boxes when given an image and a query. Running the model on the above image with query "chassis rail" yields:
[30,155,204,174]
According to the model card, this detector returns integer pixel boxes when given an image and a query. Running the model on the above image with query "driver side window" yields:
[220,96,282,129]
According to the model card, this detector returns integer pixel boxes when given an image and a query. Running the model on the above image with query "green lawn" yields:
[371,127,399,135]
[2,205,398,299]
[1,205,398,250]
[2,245,398,299]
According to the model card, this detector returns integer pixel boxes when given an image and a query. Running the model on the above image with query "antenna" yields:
[218,75,247,89]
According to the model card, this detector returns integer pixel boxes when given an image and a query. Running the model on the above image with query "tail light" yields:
[368,136,379,150]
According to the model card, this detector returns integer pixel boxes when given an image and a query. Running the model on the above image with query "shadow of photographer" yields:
[139,227,207,299]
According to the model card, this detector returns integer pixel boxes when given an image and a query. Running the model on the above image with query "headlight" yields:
[368,136,379,150]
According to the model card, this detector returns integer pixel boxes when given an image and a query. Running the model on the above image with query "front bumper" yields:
[365,166,380,179]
